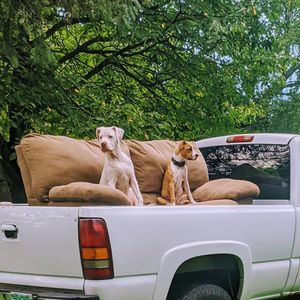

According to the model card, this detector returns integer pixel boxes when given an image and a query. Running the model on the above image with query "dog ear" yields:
[175,140,187,155]
[96,127,102,140]
[112,126,124,141]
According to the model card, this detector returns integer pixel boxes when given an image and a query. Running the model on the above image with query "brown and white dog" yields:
[96,126,143,206]
[157,141,199,205]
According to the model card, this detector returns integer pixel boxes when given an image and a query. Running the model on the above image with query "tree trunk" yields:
[0,162,12,202]
[0,130,27,204]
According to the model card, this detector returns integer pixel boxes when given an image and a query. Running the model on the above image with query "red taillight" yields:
[79,219,114,280]
[226,135,254,143]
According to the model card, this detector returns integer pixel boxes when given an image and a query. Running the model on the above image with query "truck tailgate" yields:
[0,205,83,289]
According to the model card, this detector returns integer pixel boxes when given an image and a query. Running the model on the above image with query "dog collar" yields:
[171,157,186,167]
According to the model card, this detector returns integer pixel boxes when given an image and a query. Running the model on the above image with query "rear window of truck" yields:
[200,144,290,200]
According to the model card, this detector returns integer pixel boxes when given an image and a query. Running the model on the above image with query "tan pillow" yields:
[192,178,260,202]
[125,140,208,194]
[49,182,131,206]
[194,199,238,205]
[141,193,238,206]
[20,134,130,201]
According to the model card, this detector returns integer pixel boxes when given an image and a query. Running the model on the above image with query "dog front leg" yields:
[169,181,176,205]
[130,175,144,206]
[183,173,197,204]
[99,172,108,185]
[105,176,117,189]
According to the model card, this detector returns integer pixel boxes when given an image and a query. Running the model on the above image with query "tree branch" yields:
[114,63,169,103]
[78,38,157,85]
[59,36,113,64]
[81,49,116,55]
[31,17,91,44]
[81,59,114,83]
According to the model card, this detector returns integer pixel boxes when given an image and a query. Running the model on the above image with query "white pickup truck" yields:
[0,133,299,300]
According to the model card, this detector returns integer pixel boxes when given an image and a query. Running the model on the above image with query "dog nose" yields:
[195,153,199,158]
[101,142,107,148]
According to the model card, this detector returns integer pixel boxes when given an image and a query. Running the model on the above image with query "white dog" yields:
[96,126,143,206]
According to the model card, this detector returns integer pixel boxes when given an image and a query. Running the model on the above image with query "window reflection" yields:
[200,144,290,200]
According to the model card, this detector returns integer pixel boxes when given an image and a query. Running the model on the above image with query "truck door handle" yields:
[1,224,18,239]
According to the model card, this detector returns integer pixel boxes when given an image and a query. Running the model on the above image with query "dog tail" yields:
[157,196,170,205]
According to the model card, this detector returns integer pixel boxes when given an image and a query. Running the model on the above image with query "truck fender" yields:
[152,240,252,300]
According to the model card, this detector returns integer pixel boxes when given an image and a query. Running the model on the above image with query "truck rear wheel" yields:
[175,283,232,300]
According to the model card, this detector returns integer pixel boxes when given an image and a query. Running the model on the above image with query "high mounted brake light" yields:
[226,135,254,143]
[79,218,114,280]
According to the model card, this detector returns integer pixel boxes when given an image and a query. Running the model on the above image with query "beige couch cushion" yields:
[20,134,130,201]
[49,182,131,206]
[125,140,208,194]
[142,193,238,206]
[193,199,238,205]
[192,178,260,202]
[142,193,159,205]
[21,134,102,201]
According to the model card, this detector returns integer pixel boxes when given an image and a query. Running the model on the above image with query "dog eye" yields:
[108,135,113,139]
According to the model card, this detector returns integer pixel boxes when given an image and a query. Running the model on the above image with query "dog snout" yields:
[191,152,199,160]
[101,141,109,151]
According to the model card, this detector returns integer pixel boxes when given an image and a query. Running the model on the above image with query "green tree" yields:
[265,1,300,132]
[0,0,146,201]
[0,0,299,201]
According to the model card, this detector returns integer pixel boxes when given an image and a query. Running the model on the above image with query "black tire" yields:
[175,283,232,300]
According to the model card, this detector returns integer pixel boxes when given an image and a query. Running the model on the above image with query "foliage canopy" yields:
[0,0,300,201]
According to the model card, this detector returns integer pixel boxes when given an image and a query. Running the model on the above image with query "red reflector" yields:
[227,135,254,143]
[80,219,108,248]
[83,268,114,280]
